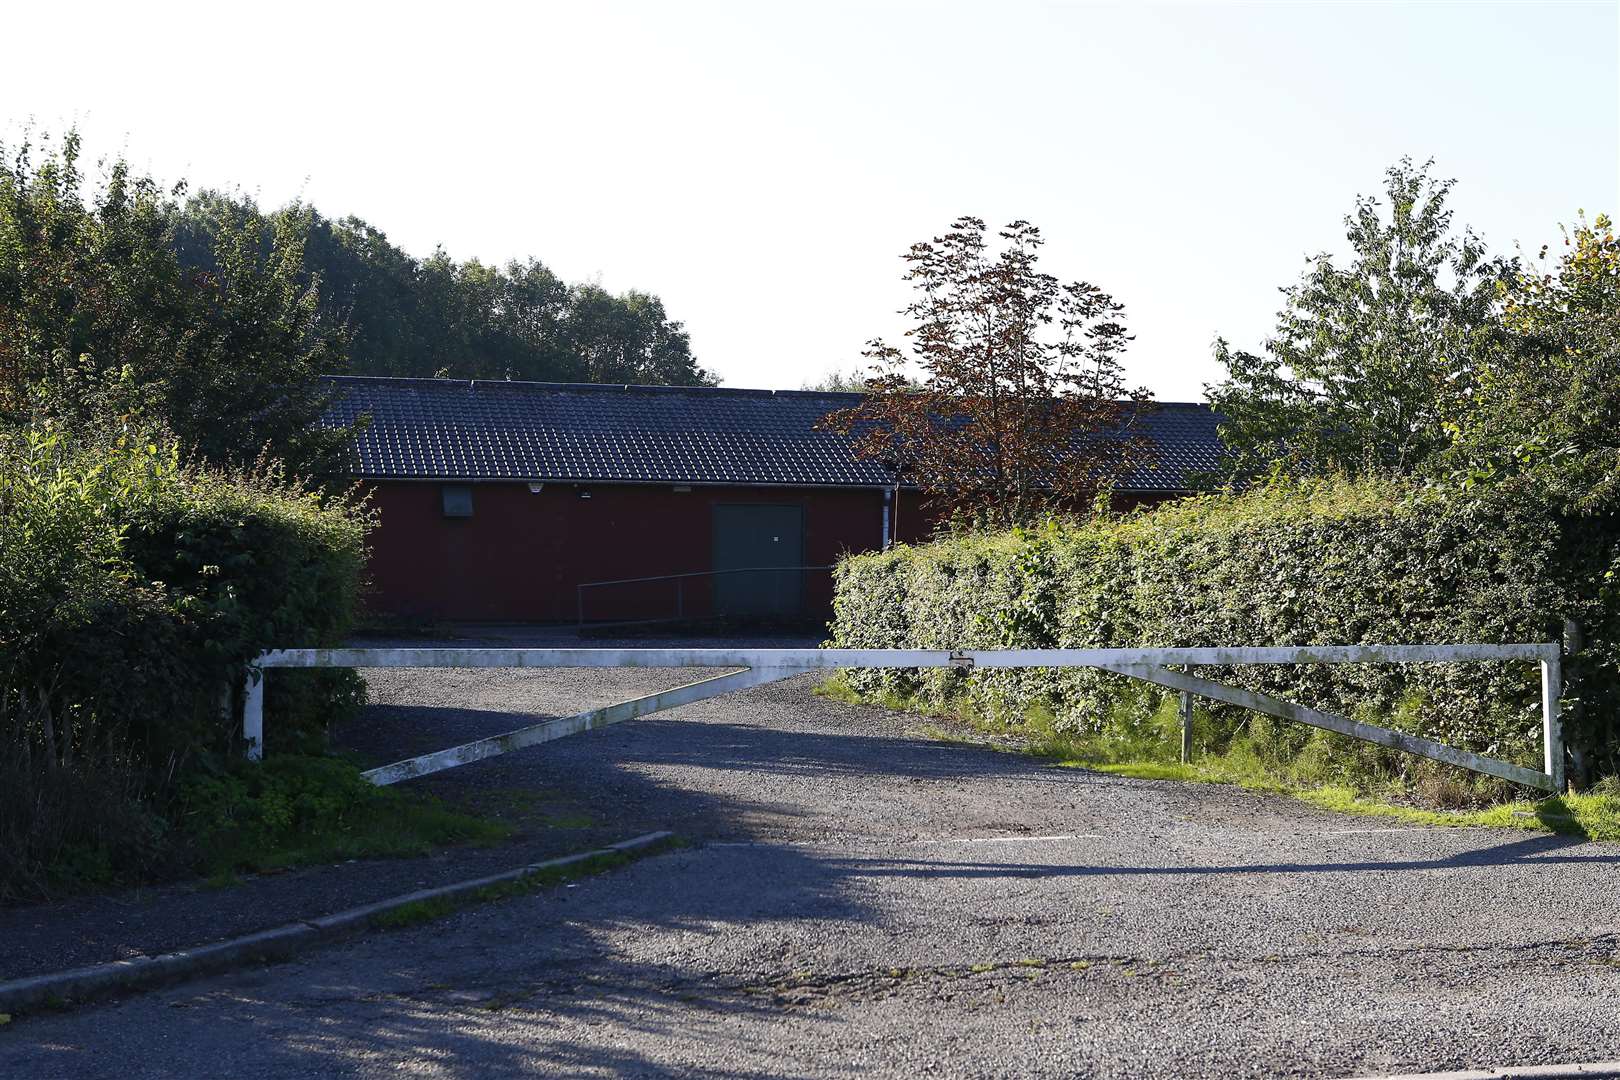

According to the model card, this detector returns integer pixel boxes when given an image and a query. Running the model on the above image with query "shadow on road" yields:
[806,830,1620,881]
[11,674,1616,1079]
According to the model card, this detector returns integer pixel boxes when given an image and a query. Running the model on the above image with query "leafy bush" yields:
[115,456,372,757]
[829,477,1620,787]
[0,425,373,901]
[176,754,509,876]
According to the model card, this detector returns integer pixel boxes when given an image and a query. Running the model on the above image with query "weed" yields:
[832,678,1620,841]
[201,870,242,890]
[370,896,458,929]
[181,755,511,877]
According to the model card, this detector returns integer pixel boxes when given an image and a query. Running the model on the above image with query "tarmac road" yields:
[5,666,1619,1078]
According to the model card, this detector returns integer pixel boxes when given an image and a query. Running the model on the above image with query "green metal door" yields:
[712,504,804,616]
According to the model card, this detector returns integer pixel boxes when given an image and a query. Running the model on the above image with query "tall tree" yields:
[0,133,350,475]
[1445,214,1620,512]
[1207,159,1513,480]
[821,217,1152,528]
[801,367,869,393]
[176,194,715,387]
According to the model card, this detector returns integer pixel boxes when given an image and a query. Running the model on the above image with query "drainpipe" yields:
[881,486,892,551]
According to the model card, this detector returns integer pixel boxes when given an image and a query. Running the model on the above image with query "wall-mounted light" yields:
[577,487,592,499]
[528,482,545,494]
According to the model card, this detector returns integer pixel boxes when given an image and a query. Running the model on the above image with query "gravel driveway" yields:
[5,655,1620,1078]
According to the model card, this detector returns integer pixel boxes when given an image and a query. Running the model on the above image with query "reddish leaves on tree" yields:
[820,217,1154,528]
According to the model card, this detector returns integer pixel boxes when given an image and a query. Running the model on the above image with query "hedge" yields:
[0,427,372,899]
[828,477,1620,783]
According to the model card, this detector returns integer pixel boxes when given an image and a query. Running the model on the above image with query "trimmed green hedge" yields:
[0,427,372,899]
[829,478,1620,783]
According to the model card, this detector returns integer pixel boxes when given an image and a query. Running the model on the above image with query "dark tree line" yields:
[172,194,713,388]
[0,133,351,475]
[0,131,712,477]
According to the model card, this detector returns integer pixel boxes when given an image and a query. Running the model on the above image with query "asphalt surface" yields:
[0,632,819,981]
[5,658,1620,1078]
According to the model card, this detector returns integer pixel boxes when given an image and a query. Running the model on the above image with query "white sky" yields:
[4,1,1616,400]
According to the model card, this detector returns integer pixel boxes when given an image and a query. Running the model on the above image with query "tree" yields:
[1445,214,1620,512]
[1207,159,1514,480]
[820,217,1152,528]
[0,132,350,475]
[801,368,867,393]
[176,194,716,387]
[563,285,714,385]
[801,366,922,392]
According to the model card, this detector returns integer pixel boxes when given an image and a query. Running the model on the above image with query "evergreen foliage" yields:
[0,133,353,477]
[829,477,1620,786]
[174,191,715,387]
[0,425,372,900]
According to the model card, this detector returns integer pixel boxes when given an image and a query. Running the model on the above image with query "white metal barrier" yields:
[240,644,1567,792]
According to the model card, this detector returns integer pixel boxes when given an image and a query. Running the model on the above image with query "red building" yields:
[325,377,1222,625]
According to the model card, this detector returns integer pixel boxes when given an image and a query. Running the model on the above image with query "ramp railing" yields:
[238,643,1566,792]
[574,566,834,628]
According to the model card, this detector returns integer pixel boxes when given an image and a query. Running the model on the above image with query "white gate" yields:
[240,643,1566,792]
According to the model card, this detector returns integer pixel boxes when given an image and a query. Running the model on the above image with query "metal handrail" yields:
[575,565,834,628]
[578,565,833,590]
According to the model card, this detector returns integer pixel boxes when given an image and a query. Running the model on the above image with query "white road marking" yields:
[708,833,1103,848]
[911,834,1105,844]
[1321,835,1496,841]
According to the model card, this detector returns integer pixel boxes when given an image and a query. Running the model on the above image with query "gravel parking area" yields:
[4,642,1620,1078]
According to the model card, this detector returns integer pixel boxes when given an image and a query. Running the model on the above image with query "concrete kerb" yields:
[0,830,676,1017]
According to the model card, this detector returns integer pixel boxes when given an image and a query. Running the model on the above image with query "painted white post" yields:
[1179,690,1193,764]
[1562,617,1585,788]
[1541,655,1564,794]
[243,665,264,762]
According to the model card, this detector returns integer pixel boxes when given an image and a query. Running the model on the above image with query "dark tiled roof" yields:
[322,376,1225,492]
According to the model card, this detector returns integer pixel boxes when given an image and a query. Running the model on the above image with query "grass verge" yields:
[817,676,1620,843]
[1089,760,1620,841]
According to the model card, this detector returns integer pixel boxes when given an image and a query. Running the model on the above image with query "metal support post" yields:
[1179,690,1193,764]
[242,666,264,762]
[1562,617,1585,788]
[1541,654,1565,794]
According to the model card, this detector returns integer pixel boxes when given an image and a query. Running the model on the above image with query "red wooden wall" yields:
[360,481,932,624]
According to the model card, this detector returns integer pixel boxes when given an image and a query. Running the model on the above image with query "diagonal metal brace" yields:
[362,665,805,786]
[1097,663,1556,792]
